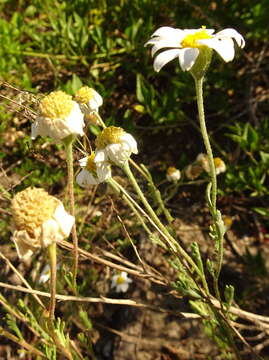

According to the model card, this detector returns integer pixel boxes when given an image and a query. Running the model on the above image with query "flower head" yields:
[75,86,103,114]
[76,152,111,187]
[32,91,85,141]
[196,153,226,175]
[166,166,181,182]
[94,126,138,166]
[185,164,203,180]
[111,271,132,293]
[145,26,245,72]
[11,187,74,261]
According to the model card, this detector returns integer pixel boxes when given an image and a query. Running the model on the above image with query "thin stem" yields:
[108,178,153,236]
[123,161,208,288]
[64,135,78,294]
[194,77,217,213]
[48,243,57,321]
[194,77,224,301]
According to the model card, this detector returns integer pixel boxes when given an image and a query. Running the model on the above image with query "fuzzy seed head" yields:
[11,187,59,236]
[95,126,125,149]
[39,91,74,119]
[75,86,96,104]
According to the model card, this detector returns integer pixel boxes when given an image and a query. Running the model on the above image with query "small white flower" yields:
[76,152,111,188]
[111,271,132,293]
[166,166,181,182]
[196,153,210,173]
[95,126,138,166]
[196,153,226,175]
[145,26,245,72]
[31,91,85,141]
[214,157,226,175]
[75,86,103,114]
[39,263,60,284]
[11,187,74,261]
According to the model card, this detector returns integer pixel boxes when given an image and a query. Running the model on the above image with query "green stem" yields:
[194,77,217,214]
[48,243,57,321]
[194,77,224,300]
[64,135,78,294]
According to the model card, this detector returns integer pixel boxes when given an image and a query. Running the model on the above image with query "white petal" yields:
[151,26,184,39]
[153,49,181,72]
[53,203,75,237]
[41,219,60,247]
[31,121,39,139]
[149,39,181,56]
[64,102,85,137]
[200,37,235,62]
[78,157,88,167]
[94,149,107,163]
[76,169,99,187]
[120,133,138,154]
[215,28,245,48]
[178,48,199,71]
[96,163,111,182]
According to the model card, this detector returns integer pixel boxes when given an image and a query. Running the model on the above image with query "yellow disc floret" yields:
[95,126,125,149]
[181,27,213,48]
[116,275,125,285]
[11,187,59,237]
[86,152,97,174]
[167,166,177,175]
[39,91,74,119]
[75,86,95,104]
[214,157,224,167]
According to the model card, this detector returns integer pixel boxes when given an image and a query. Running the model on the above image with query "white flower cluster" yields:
[31,87,138,188]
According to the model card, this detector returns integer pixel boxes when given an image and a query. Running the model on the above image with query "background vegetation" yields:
[1,0,269,358]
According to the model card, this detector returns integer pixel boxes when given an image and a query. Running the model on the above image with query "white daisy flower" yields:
[75,86,103,114]
[11,187,74,261]
[166,166,181,182]
[94,126,138,166]
[145,26,245,72]
[111,271,132,293]
[76,152,111,187]
[31,91,85,141]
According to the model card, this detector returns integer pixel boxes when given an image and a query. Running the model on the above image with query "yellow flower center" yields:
[75,86,95,104]
[116,275,125,285]
[167,166,177,175]
[181,27,213,48]
[214,157,224,168]
[95,126,125,149]
[11,187,59,237]
[39,91,74,119]
[86,152,97,174]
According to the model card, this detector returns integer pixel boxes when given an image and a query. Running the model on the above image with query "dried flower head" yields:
[11,187,74,261]
[31,90,85,141]
[185,164,203,180]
